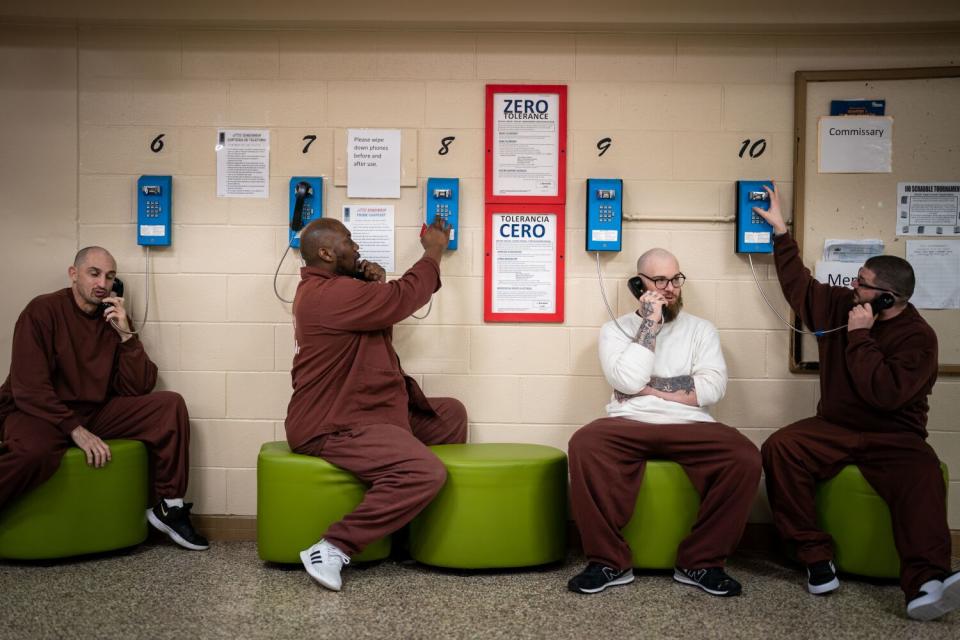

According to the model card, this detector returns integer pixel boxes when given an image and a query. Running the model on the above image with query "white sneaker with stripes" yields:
[300,539,351,591]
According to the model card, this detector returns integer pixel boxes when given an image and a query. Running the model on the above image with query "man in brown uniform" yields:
[286,217,467,591]
[0,246,207,551]
[756,184,958,621]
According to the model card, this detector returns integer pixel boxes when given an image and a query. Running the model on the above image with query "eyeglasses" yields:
[638,272,686,289]
[851,274,896,295]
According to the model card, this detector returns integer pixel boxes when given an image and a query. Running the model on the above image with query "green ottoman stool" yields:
[409,443,567,569]
[816,463,949,578]
[0,439,148,560]
[256,441,390,563]
[621,460,701,569]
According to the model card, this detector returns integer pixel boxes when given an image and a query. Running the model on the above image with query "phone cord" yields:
[747,253,847,336]
[595,252,664,341]
[273,243,295,304]
[411,298,433,320]
[110,246,152,336]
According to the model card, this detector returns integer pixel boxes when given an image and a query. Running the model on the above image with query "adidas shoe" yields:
[674,566,743,597]
[907,572,960,621]
[807,560,840,595]
[146,501,209,551]
[567,562,635,594]
[300,539,351,592]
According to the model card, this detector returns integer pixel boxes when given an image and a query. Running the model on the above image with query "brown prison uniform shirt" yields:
[0,288,158,437]
[773,232,938,437]
[284,256,441,450]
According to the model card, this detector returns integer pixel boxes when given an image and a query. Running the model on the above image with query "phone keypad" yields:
[145,201,163,218]
[598,203,617,223]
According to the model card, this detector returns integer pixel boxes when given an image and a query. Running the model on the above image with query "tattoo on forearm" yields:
[648,376,695,395]
[634,318,657,351]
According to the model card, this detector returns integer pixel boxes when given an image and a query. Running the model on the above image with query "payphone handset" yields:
[288,177,323,249]
[735,180,774,254]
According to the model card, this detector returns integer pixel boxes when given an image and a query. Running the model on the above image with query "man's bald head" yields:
[299,218,360,276]
[74,246,115,270]
[300,218,348,266]
[636,248,679,275]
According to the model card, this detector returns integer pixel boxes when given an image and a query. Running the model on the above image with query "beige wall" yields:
[1,21,959,525]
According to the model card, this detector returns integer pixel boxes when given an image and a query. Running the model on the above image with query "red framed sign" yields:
[485,84,567,205]
[484,203,565,323]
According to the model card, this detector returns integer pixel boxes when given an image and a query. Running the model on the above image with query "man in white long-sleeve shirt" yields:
[567,248,761,597]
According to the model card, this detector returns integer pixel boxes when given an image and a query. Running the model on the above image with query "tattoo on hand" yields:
[648,376,695,394]
[640,300,655,317]
[634,318,657,351]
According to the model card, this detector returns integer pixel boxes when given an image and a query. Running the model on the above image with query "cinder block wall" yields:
[2,25,959,524]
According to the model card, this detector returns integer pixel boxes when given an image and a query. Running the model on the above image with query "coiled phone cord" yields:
[110,246,151,336]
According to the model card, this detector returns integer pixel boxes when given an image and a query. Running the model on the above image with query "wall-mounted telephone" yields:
[289,177,323,249]
[586,178,623,252]
[735,180,774,254]
[96,277,124,316]
[137,176,171,246]
[425,177,459,250]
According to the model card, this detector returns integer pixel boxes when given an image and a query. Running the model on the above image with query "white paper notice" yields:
[896,183,960,237]
[814,260,861,288]
[342,205,395,273]
[347,129,401,199]
[818,116,892,173]
[491,213,557,314]
[822,239,884,262]
[216,129,270,198]
[492,93,560,197]
[906,240,960,309]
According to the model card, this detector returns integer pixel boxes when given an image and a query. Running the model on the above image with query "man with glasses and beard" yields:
[566,248,761,597]
[755,184,957,621]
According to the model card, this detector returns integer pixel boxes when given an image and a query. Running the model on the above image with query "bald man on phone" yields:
[286,217,468,592]
[0,246,207,552]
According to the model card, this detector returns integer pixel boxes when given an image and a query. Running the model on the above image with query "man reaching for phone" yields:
[0,246,207,551]
[755,184,957,621]
[566,248,761,597]
[285,217,468,592]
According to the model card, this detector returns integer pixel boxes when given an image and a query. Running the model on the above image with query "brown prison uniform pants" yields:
[569,417,762,571]
[0,391,191,509]
[293,397,468,557]
[761,417,952,600]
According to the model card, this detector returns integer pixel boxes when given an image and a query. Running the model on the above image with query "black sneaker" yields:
[147,501,209,551]
[568,562,635,594]
[807,560,840,595]
[673,566,742,597]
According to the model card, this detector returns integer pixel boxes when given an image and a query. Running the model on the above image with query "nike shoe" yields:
[146,501,209,551]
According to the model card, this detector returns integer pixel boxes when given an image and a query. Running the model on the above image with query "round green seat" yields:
[815,463,949,578]
[409,443,567,569]
[621,460,701,569]
[256,441,390,563]
[0,439,148,560]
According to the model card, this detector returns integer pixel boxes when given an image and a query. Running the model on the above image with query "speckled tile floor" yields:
[1,541,958,639]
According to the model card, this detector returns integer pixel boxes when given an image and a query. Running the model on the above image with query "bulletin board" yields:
[792,67,960,374]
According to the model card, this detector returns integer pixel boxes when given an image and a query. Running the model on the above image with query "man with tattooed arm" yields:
[567,248,761,597]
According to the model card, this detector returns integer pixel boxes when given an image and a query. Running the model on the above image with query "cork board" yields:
[792,67,960,374]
